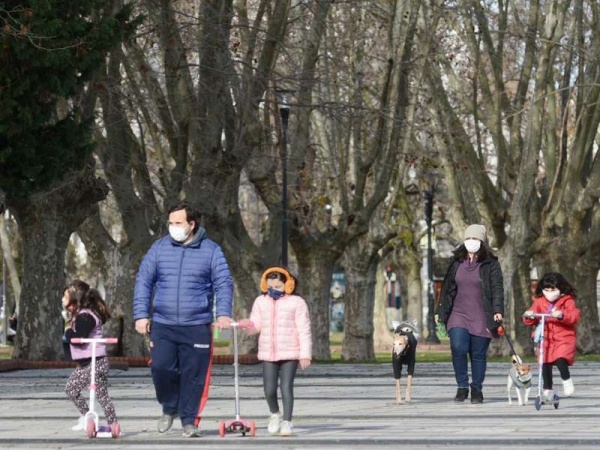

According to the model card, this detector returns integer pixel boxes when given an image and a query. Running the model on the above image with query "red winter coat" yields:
[522,294,580,365]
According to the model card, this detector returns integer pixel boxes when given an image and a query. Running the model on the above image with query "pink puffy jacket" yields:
[247,294,312,362]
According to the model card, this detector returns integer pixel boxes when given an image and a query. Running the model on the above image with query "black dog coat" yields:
[392,329,417,379]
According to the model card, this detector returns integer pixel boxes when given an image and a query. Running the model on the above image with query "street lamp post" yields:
[276,90,294,267]
[424,182,440,344]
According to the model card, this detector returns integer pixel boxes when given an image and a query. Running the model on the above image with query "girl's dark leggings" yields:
[542,357,570,390]
[263,360,298,422]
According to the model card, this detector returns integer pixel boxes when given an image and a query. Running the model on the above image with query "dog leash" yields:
[497,324,519,357]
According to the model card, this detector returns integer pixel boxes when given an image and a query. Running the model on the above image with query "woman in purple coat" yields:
[437,224,504,404]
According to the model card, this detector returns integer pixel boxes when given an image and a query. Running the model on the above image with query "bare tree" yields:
[423,0,600,353]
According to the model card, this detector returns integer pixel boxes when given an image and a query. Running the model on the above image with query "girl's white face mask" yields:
[542,289,561,302]
[464,239,481,254]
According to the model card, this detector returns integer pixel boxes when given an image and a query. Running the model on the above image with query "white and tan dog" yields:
[507,354,532,406]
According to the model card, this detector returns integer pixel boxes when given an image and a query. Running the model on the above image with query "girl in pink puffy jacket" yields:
[239,267,312,437]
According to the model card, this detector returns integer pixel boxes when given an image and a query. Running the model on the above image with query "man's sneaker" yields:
[182,424,201,438]
[157,414,177,434]
[563,378,575,397]
[71,416,85,431]
[267,413,282,435]
[280,420,293,437]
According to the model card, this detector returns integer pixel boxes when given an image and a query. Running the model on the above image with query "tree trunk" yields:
[103,246,150,357]
[373,268,393,352]
[570,259,600,354]
[401,255,423,334]
[295,249,338,360]
[229,267,260,355]
[341,243,377,361]
[9,169,107,360]
[496,247,533,357]
[12,212,71,360]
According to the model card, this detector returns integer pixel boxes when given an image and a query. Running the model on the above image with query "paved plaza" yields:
[1,360,599,449]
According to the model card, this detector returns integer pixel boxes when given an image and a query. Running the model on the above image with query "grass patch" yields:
[213,339,231,348]
[330,332,343,346]
[0,346,13,359]
[320,351,452,364]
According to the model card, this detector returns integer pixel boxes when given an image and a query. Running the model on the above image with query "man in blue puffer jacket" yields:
[133,202,233,438]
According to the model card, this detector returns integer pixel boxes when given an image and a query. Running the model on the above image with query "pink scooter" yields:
[218,322,255,437]
[71,337,120,438]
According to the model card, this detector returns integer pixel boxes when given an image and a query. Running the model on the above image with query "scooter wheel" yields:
[219,421,226,438]
[535,396,542,411]
[554,394,560,409]
[249,420,256,437]
[86,419,96,439]
[111,422,121,438]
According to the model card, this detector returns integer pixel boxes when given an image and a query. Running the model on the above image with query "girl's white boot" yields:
[562,378,575,397]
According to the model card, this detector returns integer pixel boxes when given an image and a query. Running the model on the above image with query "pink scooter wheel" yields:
[249,420,256,437]
[86,419,96,439]
[219,421,226,437]
[111,422,121,438]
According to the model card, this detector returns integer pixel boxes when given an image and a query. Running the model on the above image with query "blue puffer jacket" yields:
[133,227,233,325]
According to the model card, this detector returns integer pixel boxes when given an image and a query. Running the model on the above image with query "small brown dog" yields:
[391,320,419,404]
[507,354,532,406]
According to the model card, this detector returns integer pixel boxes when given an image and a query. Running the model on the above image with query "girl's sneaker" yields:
[71,416,85,431]
[280,420,293,437]
[267,413,282,435]
[562,378,575,397]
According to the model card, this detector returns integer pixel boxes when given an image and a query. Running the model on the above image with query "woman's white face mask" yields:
[542,289,561,302]
[464,239,481,254]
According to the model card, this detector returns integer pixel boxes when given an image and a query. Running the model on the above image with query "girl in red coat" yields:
[523,272,580,399]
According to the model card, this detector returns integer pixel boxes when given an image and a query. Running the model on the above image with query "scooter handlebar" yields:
[522,312,553,319]
[71,337,119,344]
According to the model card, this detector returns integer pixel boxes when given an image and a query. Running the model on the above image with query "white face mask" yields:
[464,239,481,253]
[543,289,561,302]
[169,223,191,242]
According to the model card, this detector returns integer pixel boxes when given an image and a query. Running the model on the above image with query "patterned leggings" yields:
[65,357,117,424]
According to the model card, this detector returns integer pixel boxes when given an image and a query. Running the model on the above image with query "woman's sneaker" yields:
[280,420,293,437]
[267,413,282,435]
[71,416,85,431]
[453,387,469,402]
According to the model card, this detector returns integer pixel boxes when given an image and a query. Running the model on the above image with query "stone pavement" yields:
[1,361,600,449]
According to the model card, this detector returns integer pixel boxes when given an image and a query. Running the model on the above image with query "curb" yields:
[0,354,259,372]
